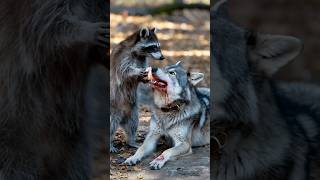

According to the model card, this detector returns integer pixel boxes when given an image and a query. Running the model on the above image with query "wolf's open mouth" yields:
[146,67,167,92]
[149,75,167,89]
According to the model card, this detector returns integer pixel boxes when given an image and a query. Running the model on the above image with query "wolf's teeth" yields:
[147,67,152,80]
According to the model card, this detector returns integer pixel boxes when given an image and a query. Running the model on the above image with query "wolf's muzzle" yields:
[152,67,158,73]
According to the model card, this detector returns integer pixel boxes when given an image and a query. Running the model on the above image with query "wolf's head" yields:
[147,61,204,109]
[212,0,302,125]
[131,27,165,60]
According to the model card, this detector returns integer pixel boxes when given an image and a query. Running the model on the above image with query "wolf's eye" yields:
[169,71,176,76]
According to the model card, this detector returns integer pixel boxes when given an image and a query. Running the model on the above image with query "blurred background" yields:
[109,0,210,179]
[227,0,320,83]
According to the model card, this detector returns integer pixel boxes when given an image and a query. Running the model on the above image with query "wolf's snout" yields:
[152,67,158,73]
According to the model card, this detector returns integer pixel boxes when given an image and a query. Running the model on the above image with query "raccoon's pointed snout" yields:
[153,53,165,60]
[151,51,165,60]
[159,54,165,60]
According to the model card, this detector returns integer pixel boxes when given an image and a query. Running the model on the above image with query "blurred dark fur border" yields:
[211,0,320,179]
[0,0,109,179]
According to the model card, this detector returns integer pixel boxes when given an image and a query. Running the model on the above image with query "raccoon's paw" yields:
[149,154,167,170]
[138,70,149,83]
[110,145,119,153]
[123,156,141,166]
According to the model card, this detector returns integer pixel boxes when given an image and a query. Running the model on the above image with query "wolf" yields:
[211,1,320,179]
[124,61,210,169]
[110,27,165,152]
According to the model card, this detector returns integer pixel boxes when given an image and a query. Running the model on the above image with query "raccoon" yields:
[110,27,164,152]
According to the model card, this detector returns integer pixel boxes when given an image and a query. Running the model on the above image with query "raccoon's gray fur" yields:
[124,62,210,169]
[110,27,164,152]
[212,1,320,179]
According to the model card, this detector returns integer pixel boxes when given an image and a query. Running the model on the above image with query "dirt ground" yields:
[109,109,210,180]
[108,8,210,180]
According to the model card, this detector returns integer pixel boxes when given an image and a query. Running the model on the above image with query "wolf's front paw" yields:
[149,154,167,170]
[123,155,141,166]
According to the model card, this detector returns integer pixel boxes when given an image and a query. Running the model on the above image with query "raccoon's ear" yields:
[249,33,302,76]
[188,72,204,86]
[140,27,150,39]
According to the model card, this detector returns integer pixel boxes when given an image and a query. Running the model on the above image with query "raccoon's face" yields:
[133,27,165,60]
[147,61,204,108]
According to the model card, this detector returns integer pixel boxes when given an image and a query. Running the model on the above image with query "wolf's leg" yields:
[123,107,139,148]
[124,132,161,165]
[149,126,191,170]
[110,114,121,153]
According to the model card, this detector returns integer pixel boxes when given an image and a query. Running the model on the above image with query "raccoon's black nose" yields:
[159,55,165,60]
[152,67,158,73]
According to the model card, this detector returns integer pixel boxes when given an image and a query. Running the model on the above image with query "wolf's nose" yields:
[152,67,158,73]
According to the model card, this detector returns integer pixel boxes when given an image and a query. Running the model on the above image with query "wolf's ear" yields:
[188,72,204,86]
[175,61,182,66]
[249,33,302,76]
[140,27,150,38]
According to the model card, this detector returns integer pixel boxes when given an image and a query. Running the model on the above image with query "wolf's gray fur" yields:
[110,27,164,152]
[212,1,320,179]
[124,62,210,169]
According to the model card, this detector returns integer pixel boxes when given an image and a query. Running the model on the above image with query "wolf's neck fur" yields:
[153,87,202,129]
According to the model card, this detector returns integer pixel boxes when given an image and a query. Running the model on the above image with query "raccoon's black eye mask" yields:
[142,45,159,52]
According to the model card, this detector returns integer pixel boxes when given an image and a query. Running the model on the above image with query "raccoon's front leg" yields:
[122,107,139,148]
[110,115,121,153]
[124,132,161,165]
[150,127,191,170]
[127,66,148,82]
